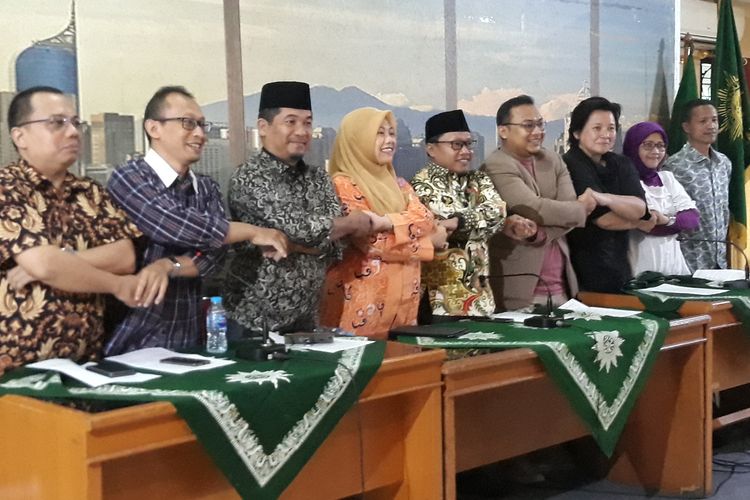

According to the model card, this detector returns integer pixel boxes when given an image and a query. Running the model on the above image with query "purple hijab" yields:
[622,121,668,187]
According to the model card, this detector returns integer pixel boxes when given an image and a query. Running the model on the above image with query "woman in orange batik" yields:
[320,107,446,339]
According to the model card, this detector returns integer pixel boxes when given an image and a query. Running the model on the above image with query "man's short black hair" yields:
[567,96,621,147]
[682,98,715,123]
[143,85,195,144]
[258,107,282,123]
[496,95,535,126]
[7,86,63,132]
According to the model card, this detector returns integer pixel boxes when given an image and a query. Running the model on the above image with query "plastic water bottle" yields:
[206,296,228,354]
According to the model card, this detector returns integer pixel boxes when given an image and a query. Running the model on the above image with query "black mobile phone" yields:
[86,360,136,378]
[160,356,211,366]
[388,324,468,339]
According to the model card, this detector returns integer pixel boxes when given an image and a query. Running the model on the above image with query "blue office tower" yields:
[15,5,77,96]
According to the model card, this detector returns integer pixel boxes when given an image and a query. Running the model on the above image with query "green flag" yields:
[666,50,698,155]
[712,0,749,249]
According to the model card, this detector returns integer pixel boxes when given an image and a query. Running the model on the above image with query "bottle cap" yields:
[211,296,222,305]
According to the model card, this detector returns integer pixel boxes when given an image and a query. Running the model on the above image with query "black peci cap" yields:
[258,81,312,111]
[425,109,470,142]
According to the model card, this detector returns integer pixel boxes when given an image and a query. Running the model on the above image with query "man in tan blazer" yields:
[481,95,596,310]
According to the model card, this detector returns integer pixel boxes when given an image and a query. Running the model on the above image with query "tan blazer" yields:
[481,147,587,309]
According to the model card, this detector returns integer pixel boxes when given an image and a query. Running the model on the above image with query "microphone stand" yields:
[495,273,567,329]
[677,236,750,289]
[419,273,567,328]
[235,315,286,361]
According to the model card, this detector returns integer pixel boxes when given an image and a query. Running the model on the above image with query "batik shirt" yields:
[224,149,343,332]
[104,150,229,354]
[0,160,140,368]
[411,163,506,316]
[319,176,434,339]
[663,143,731,271]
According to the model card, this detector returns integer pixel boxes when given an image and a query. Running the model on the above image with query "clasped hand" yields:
[6,266,34,290]
[503,214,537,241]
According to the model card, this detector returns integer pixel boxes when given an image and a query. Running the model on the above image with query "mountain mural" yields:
[202,85,564,157]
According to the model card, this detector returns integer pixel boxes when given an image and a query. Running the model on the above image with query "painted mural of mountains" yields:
[202,85,564,154]
[202,85,493,149]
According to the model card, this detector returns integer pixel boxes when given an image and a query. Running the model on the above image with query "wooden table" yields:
[0,343,445,500]
[579,291,750,430]
[441,315,712,499]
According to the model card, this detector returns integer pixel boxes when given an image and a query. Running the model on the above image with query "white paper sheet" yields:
[263,332,374,353]
[106,347,235,374]
[640,283,726,296]
[287,336,374,353]
[490,311,536,323]
[27,358,161,387]
[559,298,641,318]
[693,269,746,282]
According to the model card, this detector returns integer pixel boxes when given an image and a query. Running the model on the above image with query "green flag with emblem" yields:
[712,0,749,250]
[667,49,698,156]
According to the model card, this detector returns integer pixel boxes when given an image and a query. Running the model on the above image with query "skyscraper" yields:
[90,113,135,166]
[15,3,78,97]
[305,126,336,169]
[0,92,17,166]
[193,138,232,201]
[12,3,82,174]
[393,119,425,180]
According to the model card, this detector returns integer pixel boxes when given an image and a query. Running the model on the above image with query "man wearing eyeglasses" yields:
[104,86,290,354]
[0,86,146,375]
[411,109,536,317]
[482,95,596,310]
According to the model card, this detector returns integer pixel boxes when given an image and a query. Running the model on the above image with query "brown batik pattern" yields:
[0,161,140,368]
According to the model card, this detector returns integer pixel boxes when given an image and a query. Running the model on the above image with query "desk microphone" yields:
[234,315,287,362]
[677,236,750,289]
[490,273,568,328]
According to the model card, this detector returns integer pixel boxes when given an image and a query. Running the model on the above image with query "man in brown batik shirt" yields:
[0,86,157,375]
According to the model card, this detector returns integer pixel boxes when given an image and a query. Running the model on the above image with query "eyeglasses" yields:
[433,140,477,151]
[155,117,212,133]
[16,115,85,131]
[640,141,667,152]
[501,119,545,132]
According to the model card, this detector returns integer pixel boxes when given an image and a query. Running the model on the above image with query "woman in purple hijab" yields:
[623,122,699,275]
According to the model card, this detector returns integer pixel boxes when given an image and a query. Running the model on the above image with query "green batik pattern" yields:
[630,279,750,327]
[0,342,384,500]
[68,343,363,486]
[402,316,667,456]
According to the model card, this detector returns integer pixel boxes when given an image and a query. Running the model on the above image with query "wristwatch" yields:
[167,255,182,277]
[666,216,677,227]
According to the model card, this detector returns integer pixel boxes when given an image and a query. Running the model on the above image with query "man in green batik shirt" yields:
[411,109,536,316]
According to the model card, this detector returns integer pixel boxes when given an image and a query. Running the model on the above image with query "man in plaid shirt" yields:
[104,86,289,354]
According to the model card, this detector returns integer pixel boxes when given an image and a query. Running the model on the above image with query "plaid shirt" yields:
[104,150,229,354]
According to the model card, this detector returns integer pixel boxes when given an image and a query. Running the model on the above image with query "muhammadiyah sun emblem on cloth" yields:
[459,331,503,341]
[225,369,292,388]
[587,331,625,373]
[717,73,744,141]
[564,311,603,322]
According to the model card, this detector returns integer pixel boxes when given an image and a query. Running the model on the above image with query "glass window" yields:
[238,0,444,179]
[0,0,228,187]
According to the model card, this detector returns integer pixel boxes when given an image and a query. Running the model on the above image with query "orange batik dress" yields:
[320,176,435,339]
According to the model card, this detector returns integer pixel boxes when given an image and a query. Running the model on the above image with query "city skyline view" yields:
[0,0,677,182]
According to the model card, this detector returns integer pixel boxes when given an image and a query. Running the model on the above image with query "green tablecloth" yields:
[399,315,668,456]
[628,277,750,327]
[0,341,385,500]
